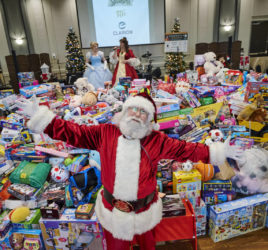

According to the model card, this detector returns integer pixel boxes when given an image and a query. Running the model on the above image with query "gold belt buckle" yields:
[112,199,134,213]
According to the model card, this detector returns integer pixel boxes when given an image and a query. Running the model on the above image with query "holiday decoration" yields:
[165,18,186,75]
[65,27,85,74]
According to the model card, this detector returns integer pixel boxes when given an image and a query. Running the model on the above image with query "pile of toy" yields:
[0,50,268,249]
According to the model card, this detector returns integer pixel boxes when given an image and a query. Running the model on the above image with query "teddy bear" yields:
[231,148,268,194]
[82,92,98,106]
[74,77,95,96]
[203,52,222,77]
[69,95,82,109]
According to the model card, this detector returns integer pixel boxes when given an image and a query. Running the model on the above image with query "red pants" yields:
[103,228,155,250]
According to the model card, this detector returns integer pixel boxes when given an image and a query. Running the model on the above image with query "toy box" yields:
[12,209,41,230]
[0,228,45,250]
[224,70,243,86]
[19,84,52,98]
[195,199,207,236]
[244,81,268,104]
[202,180,232,192]
[0,210,11,239]
[202,190,236,205]
[173,169,201,207]
[209,194,268,242]
[40,209,105,250]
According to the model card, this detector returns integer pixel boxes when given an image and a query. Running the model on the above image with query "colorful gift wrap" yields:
[209,194,268,242]
[173,169,201,207]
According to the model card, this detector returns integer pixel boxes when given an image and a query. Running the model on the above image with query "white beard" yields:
[119,114,152,139]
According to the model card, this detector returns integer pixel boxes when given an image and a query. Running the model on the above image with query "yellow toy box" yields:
[173,169,202,207]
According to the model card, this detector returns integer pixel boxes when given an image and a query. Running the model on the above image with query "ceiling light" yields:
[15,38,23,45]
[223,25,232,32]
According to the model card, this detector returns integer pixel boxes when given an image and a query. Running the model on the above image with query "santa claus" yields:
[15,93,242,250]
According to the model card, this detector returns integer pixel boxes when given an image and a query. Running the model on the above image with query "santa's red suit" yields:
[111,49,138,86]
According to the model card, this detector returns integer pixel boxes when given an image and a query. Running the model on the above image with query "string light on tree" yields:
[65,27,85,74]
[165,18,186,75]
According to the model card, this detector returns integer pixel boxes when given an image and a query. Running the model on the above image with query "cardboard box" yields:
[173,169,201,207]
[202,180,232,192]
[195,199,207,236]
[209,194,268,242]
[40,209,105,250]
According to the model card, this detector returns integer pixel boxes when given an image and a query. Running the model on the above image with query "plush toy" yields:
[98,90,120,105]
[175,80,190,95]
[203,52,222,77]
[249,108,267,122]
[181,160,193,171]
[11,233,24,250]
[74,77,95,96]
[55,84,64,100]
[81,92,98,106]
[205,129,224,145]
[216,66,228,84]
[51,164,69,183]
[89,150,101,170]
[69,95,82,109]
[231,148,268,194]
[9,206,30,223]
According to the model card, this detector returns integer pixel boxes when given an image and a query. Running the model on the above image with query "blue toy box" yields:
[209,194,268,242]
[19,84,52,98]
[0,228,45,250]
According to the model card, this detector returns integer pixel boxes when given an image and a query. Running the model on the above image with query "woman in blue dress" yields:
[83,42,112,89]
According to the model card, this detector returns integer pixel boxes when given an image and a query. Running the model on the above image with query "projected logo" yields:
[119,21,126,29]
[108,0,133,7]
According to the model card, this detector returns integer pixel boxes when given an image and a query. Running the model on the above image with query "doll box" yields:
[157,103,180,114]
[173,169,201,207]
[209,194,268,242]
[202,180,232,192]
[39,209,105,250]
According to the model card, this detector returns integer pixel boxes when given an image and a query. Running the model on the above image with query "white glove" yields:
[86,63,95,70]
[224,136,244,161]
[14,95,40,118]
[103,61,108,70]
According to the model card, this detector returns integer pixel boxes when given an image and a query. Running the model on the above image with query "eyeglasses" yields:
[128,107,148,116]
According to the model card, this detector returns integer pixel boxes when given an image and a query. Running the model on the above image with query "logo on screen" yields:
[108,0,133,7]
[119,21,126,29]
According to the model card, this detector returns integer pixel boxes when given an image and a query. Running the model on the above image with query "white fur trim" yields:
[95,192,162,240]
[123,96,155,118]
[27,106,56,134]
[109,51,118,65]
[128,58,140,67]
[113,136,141,200]
[209,142,226,166]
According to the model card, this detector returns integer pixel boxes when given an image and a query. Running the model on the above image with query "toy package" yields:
[17,72,37,88]
[12,209,41,230]
[209,194,268,242]
[19,84,53,98]
[161,194,186,217]
[224,70,243,86]
[40,209,105,250]
[0,228,45,250]
[202,180,232,192]
[195,199,207,236]
[244,81,268,104]
[173,169,201,207]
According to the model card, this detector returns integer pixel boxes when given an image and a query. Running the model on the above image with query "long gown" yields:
[83,51,112,89]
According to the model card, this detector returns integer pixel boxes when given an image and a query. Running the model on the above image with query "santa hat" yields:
[122,91,159,130]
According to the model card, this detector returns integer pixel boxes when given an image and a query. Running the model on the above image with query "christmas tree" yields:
[165,18,186,75]
[65,27,85,74]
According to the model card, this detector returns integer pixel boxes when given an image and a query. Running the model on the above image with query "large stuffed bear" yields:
[231,148,268,194]
[74,77,95,96]
[204,52,222,77]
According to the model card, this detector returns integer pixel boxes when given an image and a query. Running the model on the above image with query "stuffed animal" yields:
[98,90,120,105]
[51,164,69,183]
[216,66,228,84]
[74,77,95,96]
[175,80,190,95]
[205,129,224,145]
[69,95,82,109]
[55,84,64,100]
[9,206,30,223]
[203,52,222,77]
[181,160,193,171]
[11,233,24,250]
[89,150,101,170]
[81,92,98,106]
[231,148,268,194]
[249,108,267,122]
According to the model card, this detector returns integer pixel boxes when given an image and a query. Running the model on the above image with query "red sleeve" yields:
[44,117,105,150]
[156,132,210,163]
[128,49,136,58]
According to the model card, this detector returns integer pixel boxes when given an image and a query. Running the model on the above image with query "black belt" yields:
[103,187,155,213]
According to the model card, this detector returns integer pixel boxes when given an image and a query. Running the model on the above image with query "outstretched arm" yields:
[156,132,242,165]
[15,97,103,150]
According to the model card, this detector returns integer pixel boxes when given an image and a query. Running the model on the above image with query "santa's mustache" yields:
[125,116,144,125]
